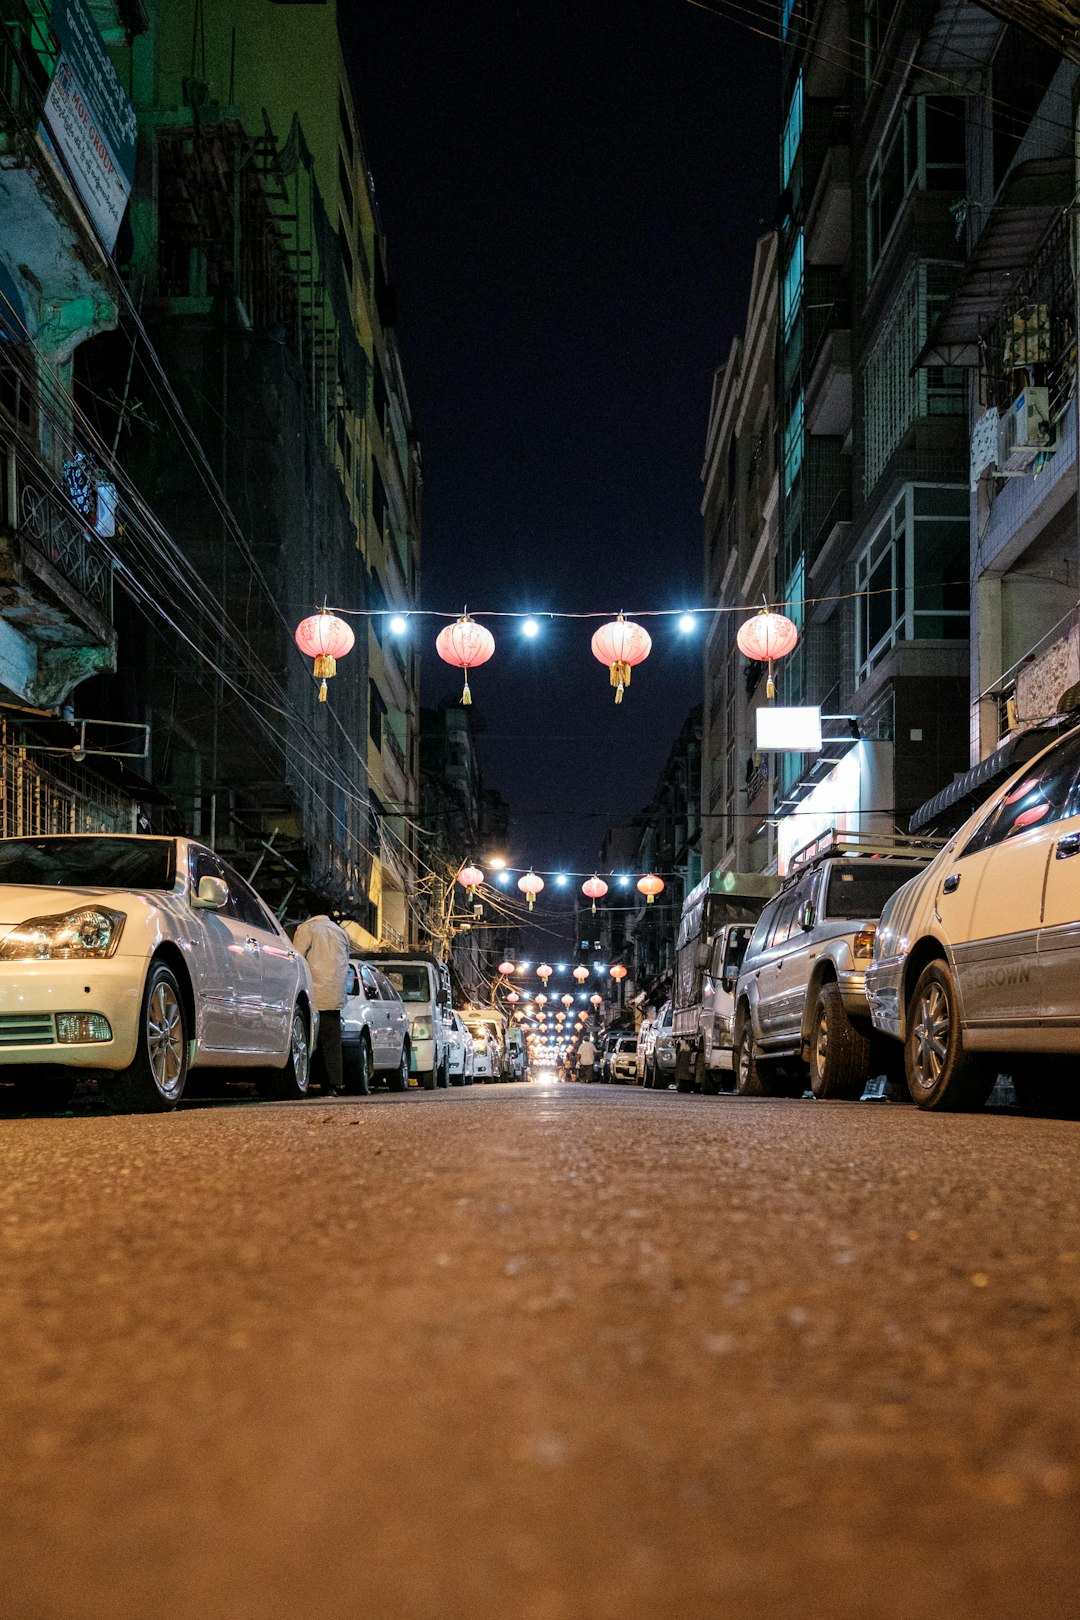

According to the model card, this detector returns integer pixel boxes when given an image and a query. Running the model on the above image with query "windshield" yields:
[380,966,431,1002]
[824,862,922,921]
[616,1037,637,1052]
[0,837,174,890]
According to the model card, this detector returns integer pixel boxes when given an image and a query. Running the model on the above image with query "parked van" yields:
[462,1006,510,1077]
[358,952,452,1088]
[506,1025,528,1081]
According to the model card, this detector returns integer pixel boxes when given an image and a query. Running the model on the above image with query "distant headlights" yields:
[0,907,126,961]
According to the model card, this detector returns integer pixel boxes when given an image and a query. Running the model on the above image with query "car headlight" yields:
[0,907,125,961]
[411,1016,432,1039]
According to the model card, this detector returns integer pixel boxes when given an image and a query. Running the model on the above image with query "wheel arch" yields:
[149,943,195,1041]
[900,937,951,1034]
[801,959,838,1047]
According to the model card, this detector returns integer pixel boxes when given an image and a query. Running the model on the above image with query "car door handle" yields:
[942,873,961,894]
[1056,832,1080,859]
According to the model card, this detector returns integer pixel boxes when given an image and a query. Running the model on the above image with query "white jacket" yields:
[292,915,350,1011]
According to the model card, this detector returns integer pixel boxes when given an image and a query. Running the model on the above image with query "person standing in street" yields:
[292,910,351,1095]
[577,1035,596,1085]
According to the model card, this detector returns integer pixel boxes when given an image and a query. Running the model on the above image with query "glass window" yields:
[373,969,399,1001]
[962,732,1080,856]
[823,862,923,919]
[381,965,430,1002]
[782,234,804,340]
[345,964,360,997]
[359,964,382,999]
[0,836,175,889]
[766,891,803,947]
[867,99,966,278]
[783,393,804,495]
[856,485,969,682]
[221,863,276,931]
[782,74,803,190]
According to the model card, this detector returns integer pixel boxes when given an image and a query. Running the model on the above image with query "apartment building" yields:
[701,231,780,875]
[39,0,425,932]
[773,0,981,869]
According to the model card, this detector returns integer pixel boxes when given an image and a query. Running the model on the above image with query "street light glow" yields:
[522,617,540,638]
[389,614,409,635]
[678,612,697,634]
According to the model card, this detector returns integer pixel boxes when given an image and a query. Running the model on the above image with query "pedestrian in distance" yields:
[577,1035,596,1085]
[291,908,351,1095]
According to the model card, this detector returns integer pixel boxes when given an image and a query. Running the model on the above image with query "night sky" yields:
[344,0,778,896]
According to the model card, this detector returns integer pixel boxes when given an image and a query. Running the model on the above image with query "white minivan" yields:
[359,953,452,1089]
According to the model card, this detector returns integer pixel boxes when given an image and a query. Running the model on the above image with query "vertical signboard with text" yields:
[38,0,137,252]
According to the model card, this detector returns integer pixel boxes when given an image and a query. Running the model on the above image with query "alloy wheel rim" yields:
[292,1014,310,1093]
[816,1008,829,1070]
[913,981,949,1091]
[147,981,185,1099]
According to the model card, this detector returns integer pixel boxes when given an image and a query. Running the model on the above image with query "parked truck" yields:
[672,870,780,1093]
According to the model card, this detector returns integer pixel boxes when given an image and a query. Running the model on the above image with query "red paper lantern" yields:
[589,993,602,1007]
[736,608,799,699]
[637,873,665,905]
[506,990,520,1004]
[537,963,553,984]
[590,614,652,704]
[610,964,628,982]
[561,994,573,1007]
[435,615,496,706]
[498,960,516,977]
[457,864,484,892]
[535,993,548,1007]
[573,965,589,984]
[518,870,544,911]
[581,874,609,914]
[295,611,355,702]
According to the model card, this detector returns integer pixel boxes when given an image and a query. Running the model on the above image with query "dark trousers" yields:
[313,1008,343,1094]
[578,1062,594,1085]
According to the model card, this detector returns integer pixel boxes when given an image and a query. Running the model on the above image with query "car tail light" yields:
[853,927,876,959]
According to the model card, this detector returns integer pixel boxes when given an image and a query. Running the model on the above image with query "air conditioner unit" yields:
[997,387,1053,473]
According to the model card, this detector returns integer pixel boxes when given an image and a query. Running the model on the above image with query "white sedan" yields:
[0,834,316,1114]
[342,959,410,1093]
[446,1010,475,1086]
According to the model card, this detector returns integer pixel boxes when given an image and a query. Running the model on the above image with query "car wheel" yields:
[342,1035,372,1096]
[418,1067,437,1090]
[101,962,189,1114]
[256,1005,312,1102]
[808,983,870,1101]
[437,1058,450,1089]
[450,1063,465,1087]
[733,1013,797,1098]
[905,961,995,1112]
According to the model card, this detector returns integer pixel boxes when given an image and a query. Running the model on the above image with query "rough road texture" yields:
[1,1082,1079,1620]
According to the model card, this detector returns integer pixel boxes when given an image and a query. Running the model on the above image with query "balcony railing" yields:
[3,426,113,616]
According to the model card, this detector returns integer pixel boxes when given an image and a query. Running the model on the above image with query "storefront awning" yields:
[908,719,1073,834]
[915,159,1073,368]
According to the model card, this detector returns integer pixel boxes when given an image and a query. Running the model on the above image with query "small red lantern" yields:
[591,614,652,704]
[506,990,520,1004]
[537,963,553,985]
[295,610,355,702]
[561,994,573,1008]
[637,873,665,905]
[573,965,589,984]
[457,863,484,893]
[589,992,602,1008]
[581,874,608,914]
[435,615,496,706]
[736,608,799,699]
[498,959,516,977]
[518,870,544,911]
[610,964,628,982]
[536,993,548,1007]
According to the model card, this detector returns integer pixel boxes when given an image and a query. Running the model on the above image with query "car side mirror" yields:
[722,966,739,994]
[437,987,450,1007]
[695,941,710,968]
[192,875,229,909]
[801,903,816,931]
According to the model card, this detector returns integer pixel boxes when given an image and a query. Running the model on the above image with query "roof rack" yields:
[787,826,946,874]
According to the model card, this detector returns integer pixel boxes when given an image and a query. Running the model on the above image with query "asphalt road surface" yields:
[1,1080,1079,1620]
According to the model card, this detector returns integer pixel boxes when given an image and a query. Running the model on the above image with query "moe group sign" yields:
[39,0,137,252]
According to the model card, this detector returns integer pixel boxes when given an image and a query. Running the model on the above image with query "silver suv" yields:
[732,832,939,1100]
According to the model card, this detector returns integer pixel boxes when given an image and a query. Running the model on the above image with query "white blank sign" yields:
[756,706,823,752]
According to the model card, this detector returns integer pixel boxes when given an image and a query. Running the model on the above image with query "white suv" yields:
[868,721,1080,1110]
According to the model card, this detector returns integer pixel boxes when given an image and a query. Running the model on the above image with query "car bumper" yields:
[0,957,146,1070]
[837,968,870,1018]
[865,959,903,1039]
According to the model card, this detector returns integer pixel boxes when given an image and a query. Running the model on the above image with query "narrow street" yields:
[1,1085,1078,1620]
